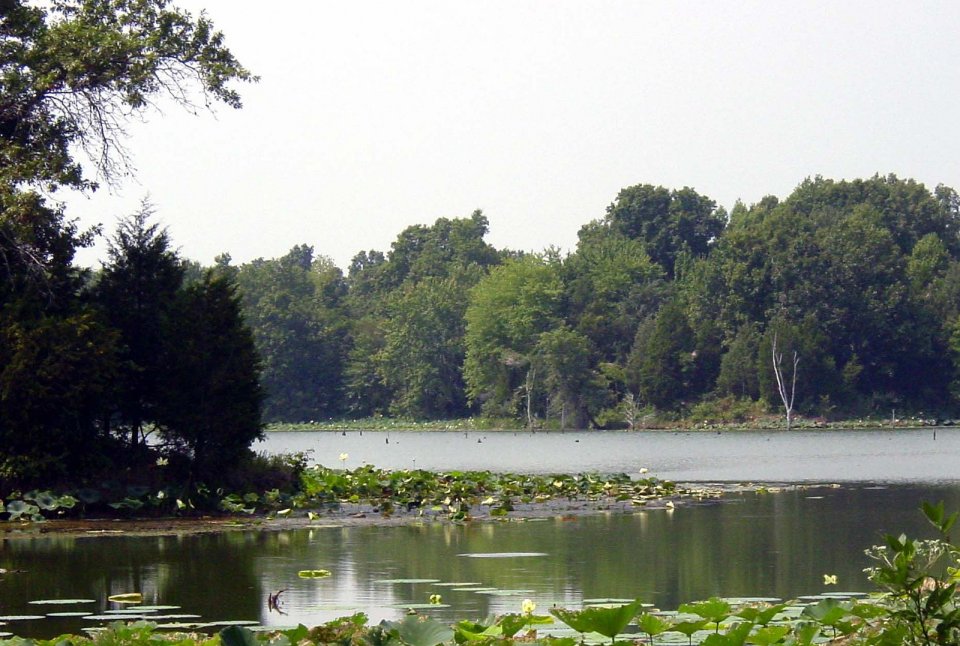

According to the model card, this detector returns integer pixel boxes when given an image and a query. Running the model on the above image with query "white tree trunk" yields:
[772,332,799,430]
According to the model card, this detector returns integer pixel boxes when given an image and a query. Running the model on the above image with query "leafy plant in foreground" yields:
[865,501,960,645]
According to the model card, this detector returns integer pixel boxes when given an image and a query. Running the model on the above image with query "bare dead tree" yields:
[772,331,799,430]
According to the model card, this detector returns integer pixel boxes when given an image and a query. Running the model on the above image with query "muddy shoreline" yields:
[0,482,820,540]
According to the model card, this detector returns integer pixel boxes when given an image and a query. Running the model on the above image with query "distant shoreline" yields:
[266,418,957,433]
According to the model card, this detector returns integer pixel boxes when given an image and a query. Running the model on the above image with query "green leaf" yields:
[800,598,848,626]
[495,614,528,638]
[679,597,732,624]
[636,612,672,637]
[671,619,709,637]
[787,622,820,646]
[550,600,642,639]
[391,615,454,646]
[735,604,785,625]
[922,500,958,537]
[750,625,790,646]
[297,569,331,578]
[220,625,261,646]
[454,620,500,642]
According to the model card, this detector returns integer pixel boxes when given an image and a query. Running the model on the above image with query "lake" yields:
[257,427,960,483]
[1,429,958,638]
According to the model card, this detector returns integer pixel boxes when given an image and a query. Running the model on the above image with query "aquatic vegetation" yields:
[296,465,684,521]
[296,570,331,579]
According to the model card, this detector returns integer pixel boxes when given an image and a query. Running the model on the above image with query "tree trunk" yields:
[771,332,799,430]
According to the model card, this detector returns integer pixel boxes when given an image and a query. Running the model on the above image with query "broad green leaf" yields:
[550,600,642,639]
[736,604,785,625]
[220,625,261,646]
[800,598,848,626]
[297,569,332,578]
[393,615,454,646]
[750,625,790,646]
[637,612,672,637]
[679,598,732,624]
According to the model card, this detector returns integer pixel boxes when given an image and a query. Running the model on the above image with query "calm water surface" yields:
[258,428,960,483]
[2,485,960,637]
[3,430,960,638]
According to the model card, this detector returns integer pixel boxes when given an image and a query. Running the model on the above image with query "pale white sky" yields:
[64,0,960,271]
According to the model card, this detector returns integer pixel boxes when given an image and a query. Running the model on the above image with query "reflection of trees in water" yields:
[0,532,263,635]
[3,485,960,637]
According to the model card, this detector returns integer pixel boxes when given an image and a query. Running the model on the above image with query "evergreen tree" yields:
[156,271,263,479]
[93,203,184,447]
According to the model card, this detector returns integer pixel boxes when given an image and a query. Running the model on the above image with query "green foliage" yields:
[155,271,264,480]
[463,255,563,419]
[381,276,474,419]
[93,202,185,449]
[550,600,642,642]
[235,246,348,422]
[601,184,726,278]
[298,465,680,520]
[0,0,256,488]
[0,0,255,191]
[865,502,960,645]
[384,615,454,646]
[628,298,700,411]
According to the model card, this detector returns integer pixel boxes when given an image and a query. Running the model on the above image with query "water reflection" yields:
[2,484,960,638]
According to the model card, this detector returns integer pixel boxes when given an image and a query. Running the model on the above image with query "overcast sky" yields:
[64,0,960,271]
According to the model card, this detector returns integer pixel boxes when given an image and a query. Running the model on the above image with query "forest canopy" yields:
[229,174,960,429]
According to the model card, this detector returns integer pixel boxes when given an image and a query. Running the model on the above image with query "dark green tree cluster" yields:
[237,176,960,428]
[0,0,259,488]
[233,210,503,422]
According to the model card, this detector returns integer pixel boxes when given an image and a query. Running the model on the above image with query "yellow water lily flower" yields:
[823,574,838,585]
[429,593,442,604]
[339,452,349,462]
[521,598,536,615]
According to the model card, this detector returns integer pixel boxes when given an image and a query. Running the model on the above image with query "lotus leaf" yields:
[5,500,39,521]
[384,614,453,646]
[550,600,642,642]
[220,625,261,646]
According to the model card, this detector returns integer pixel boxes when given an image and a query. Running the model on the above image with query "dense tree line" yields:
[0,0,258,488]
[233,174,960,428]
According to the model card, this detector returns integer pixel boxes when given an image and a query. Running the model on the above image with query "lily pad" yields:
[29,599,97,605]
[0,616,45,621]
[108,592,143,603]
[387,602,452,609]
[304,603,364,612]
[375,578,441,584]
[583,598,638,605]
[298,569,332,578]
[122,605,181,611]
[84,614,152,621]
[45,612,91,617]
[198,620,261,627]
[475,589,536,596]
[434,581,483,587]
[458,552,548,558]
